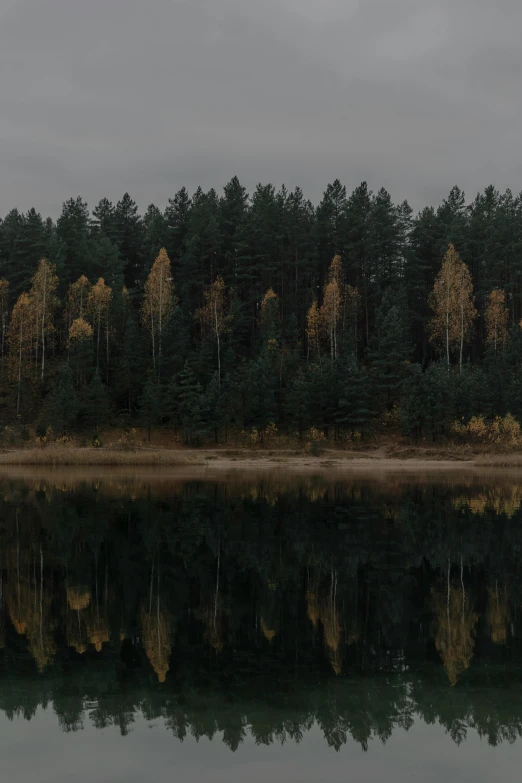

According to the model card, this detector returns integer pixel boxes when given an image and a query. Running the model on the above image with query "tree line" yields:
[1,180,522,441]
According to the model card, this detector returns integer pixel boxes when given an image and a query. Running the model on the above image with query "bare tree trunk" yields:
[446,308,450,370]
[1,312,5,376]
[333,296,337,361]
[96,311,101,369]
[106,314,110,387]
[150,311,156,370]
[17,315,23,416]
[41,266,47,382]
[459,303,464,371]
[158,272,163,379]
[214,538,220,627]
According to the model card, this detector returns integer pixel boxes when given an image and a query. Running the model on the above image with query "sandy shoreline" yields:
[0,445,521,472]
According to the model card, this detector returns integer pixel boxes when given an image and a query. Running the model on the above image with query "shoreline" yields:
[0,445,521,471]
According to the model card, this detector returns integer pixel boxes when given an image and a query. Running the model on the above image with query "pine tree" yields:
[138,374,161,443]
[370,290,410,412]
[285,369,311,439]
[90,235,124,294]
[218,176,249,283]
[336,357,372,436]
[48,364,78,435]
[83,368,110,434]
[92,197,116,240]
[141,204,168,276]
[115,312,144,415]
[56,197,90,287]
[175,362,205,444]
[346,182,373,344]
[164,187,192,273]
[200,372,229,443]
[113,193,144,287]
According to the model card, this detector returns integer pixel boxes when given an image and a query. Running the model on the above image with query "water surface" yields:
[0,469,521,781]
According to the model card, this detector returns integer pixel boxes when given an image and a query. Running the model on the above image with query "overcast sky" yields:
[1,0,521,217]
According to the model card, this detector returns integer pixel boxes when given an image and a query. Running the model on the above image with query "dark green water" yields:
[1,469,522,782]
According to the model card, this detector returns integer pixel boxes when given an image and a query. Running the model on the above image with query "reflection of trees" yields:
[487,582,510,645]
[431,561,477,686]
[140,566,172,682]
[5,545,56,672]
[453,486,522,518]
[1,667,521,751]
[2,474,522,749]
[306,570,359,676]
[66,585,90,653]
[196,542,229,653]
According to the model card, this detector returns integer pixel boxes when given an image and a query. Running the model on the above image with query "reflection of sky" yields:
[1,710,521,783]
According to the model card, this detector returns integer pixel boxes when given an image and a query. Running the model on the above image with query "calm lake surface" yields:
[1,468,522,782]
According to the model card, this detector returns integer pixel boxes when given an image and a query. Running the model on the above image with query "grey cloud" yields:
[1,0,521,217]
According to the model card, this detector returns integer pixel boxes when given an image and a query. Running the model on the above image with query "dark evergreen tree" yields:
[56,197,90,289]
[48,364,79,435]
[370,290,411,413]
[174,361,205,445]
[138,374,161,442]
[82,368,110,434]
[113,193,143,287]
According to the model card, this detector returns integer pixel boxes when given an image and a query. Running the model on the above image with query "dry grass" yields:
[2,430,522,468]
[0,447,199,466]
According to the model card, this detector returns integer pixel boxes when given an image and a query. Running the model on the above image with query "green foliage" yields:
[173,362,206,445]
[1,179,522,442]
[82,369,110,433]
[48,364,79,435]
[138,375,161,442]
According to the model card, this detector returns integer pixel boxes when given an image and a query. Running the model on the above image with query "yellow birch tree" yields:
[428,244,476,369]
[306,299,321,361]
[196,276,231,385]
[69,318,94,387]
[0,279,9,377]
[88,278,112,372]
[66,275,92,324]
[321,255,343,361]
[29,258,59,383]
[7,293,32,416]
[485,288,509,352]
[141,248,174,373]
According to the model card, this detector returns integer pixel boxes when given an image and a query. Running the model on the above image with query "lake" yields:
[0,468,521,782]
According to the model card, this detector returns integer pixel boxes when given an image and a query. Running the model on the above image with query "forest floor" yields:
[0,439,522,469]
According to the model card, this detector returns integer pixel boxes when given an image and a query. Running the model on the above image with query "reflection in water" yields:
[0,471,520,749]
[488,582,510,645]
[431,567,477,686]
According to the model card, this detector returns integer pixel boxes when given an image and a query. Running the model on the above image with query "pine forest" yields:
[1,179,522,447]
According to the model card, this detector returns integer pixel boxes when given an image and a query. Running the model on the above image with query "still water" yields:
[0,468,522,782]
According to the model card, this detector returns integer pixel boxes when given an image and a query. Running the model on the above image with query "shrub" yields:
[451,413,521,446]
[305,427,326,456]
[261,422,278,444]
